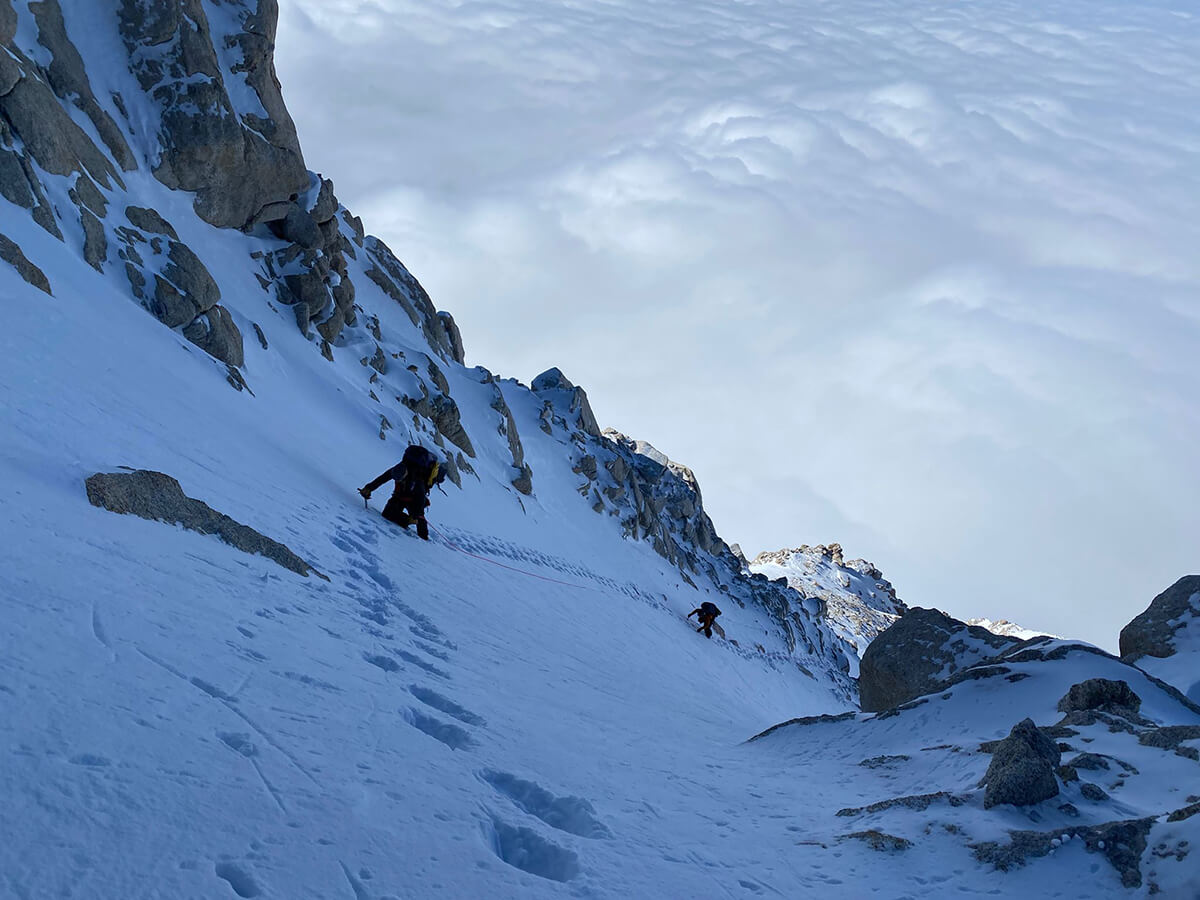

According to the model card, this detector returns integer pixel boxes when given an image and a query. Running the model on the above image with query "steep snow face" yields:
[0,269,854,897]
[0,0,854,695]
[3,4,1198,898]
[750,544,905,668]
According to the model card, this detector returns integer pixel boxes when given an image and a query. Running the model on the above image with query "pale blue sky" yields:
[276,0,1200,648]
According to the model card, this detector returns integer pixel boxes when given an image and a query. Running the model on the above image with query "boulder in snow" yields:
[858,607,1019,712]
[1056,679,1141,717]
[1119,575,1200,703]
[981,717,1061,809]
[1120,575,1200,662]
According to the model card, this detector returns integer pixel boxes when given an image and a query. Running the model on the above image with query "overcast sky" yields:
[276,0,1200,649]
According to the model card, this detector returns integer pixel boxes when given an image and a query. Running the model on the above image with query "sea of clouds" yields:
[277,0,1200,647]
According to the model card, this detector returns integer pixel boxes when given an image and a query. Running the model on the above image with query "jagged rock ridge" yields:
[750,544,906,662]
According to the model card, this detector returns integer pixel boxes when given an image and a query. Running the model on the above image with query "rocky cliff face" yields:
[0,0,856,695]
[118,0,308,229]
[1,0,461,378]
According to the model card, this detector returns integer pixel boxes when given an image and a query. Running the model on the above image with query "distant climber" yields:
[360,444,446,540]
[688,601,723,638]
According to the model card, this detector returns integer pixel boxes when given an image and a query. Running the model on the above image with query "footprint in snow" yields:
[408,685,485,726]
[363,653,400,673]
[402,707,475,750]
[69,754,111,767]
[481,769,611,839]
[483,817,579,883]
[214,861,261,898]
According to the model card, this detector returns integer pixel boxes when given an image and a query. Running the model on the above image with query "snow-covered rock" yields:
[858,607,1021,712]
[1120,575,1200,703]
[750,544,906,662]
[968,618,1055,641]
[117,0,309,228]
[753,638,1200,893]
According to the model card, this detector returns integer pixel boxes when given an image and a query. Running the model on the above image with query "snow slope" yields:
[0,248,849,898]
[2,3,1198,898]
[8,272,1198,897]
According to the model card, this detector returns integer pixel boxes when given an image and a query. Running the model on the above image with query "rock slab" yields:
[86,469,312,577]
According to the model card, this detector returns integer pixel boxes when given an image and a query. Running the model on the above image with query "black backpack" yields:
[700,601,721,618]
[400,444,439,493]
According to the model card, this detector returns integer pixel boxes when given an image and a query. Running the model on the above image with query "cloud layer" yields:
[277,0,1200,648]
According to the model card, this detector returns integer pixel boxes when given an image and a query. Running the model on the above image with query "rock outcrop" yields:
[1120,575,1200,703]
[972,818,1155,888]
[1,0,123,242]
[115,208,243,366]
[485,373,533,495]
[117,0,308,228]
[980,718,1061,809]
[858,608,1020,712]
[532,368,601,438]
[1120,575,1200,662]
[1057,679,1141,718]
[86,469,315,577]
[0,232,51,294]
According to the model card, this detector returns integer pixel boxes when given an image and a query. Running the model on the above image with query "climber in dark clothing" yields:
[688,601,722,638]
[360,444,446,540]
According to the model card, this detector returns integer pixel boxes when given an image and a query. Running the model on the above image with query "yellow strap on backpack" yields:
[427,461,440,488]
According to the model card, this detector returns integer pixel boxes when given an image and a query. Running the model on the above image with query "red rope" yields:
[426,522,603,592]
